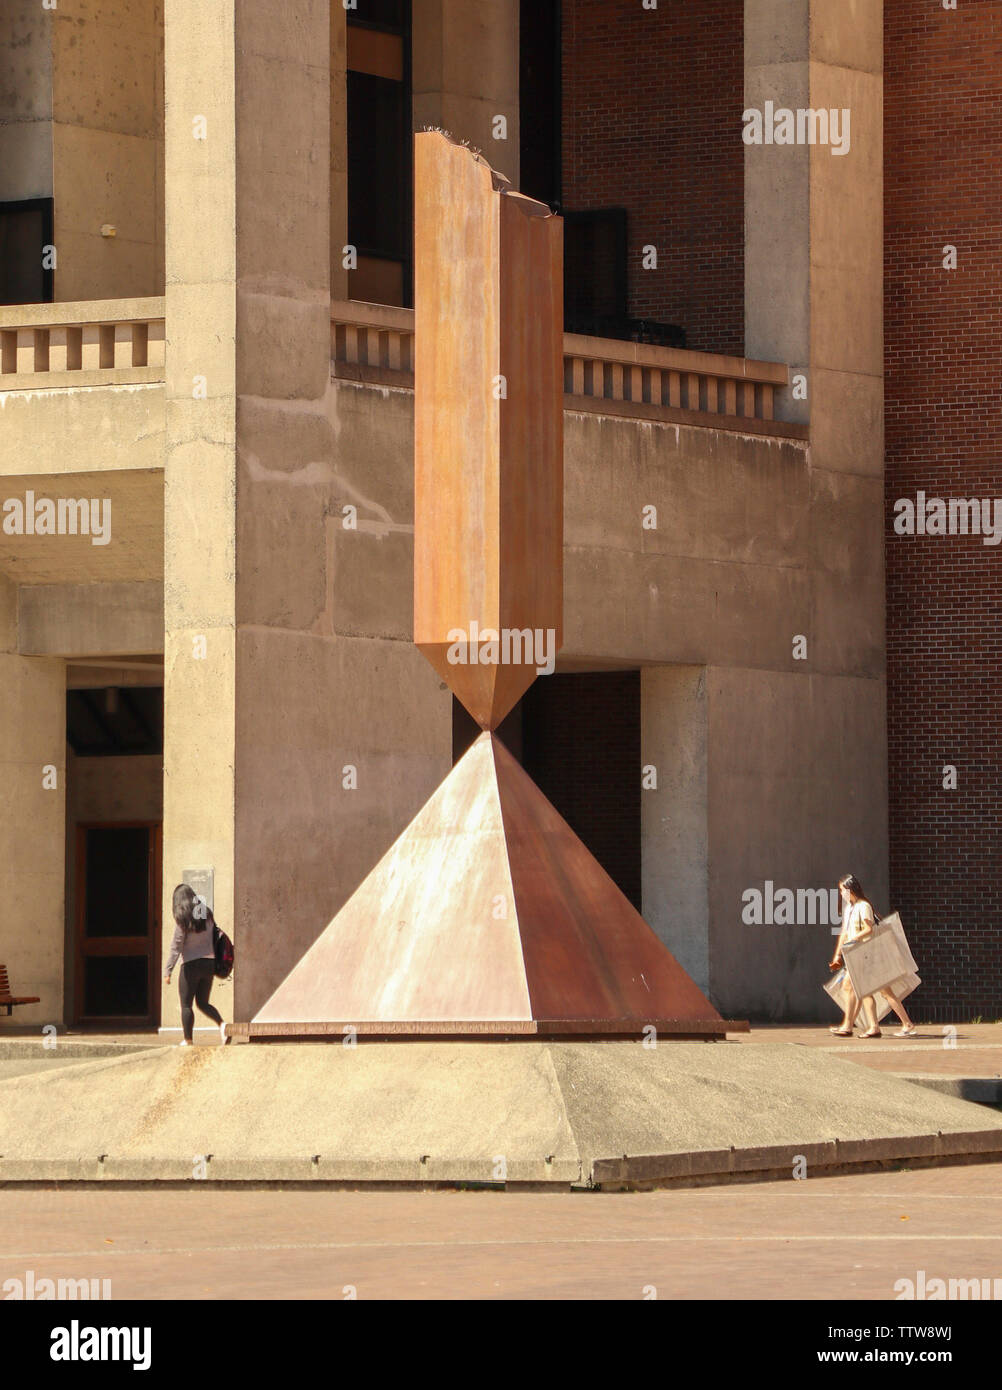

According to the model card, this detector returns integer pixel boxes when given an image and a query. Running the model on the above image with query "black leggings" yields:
[179,958,222,1041]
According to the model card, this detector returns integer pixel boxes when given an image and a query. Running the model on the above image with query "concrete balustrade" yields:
[331,298,802,437]
[3,294,797,441]
[0,298,166,391]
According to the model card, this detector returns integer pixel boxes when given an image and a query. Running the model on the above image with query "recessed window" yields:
[347,1,412,306]
[0,198,54,305]
[66,687,164,758]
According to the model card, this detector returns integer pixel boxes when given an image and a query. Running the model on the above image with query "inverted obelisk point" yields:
[413,131,563,729]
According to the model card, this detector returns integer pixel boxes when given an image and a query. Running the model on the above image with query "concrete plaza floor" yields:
[2,1164,1000,1299]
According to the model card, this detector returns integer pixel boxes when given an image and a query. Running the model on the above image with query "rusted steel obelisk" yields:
[247,131,731,1039]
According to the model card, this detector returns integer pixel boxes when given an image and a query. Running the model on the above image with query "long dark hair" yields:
[172,883,213,936]
[838,873,878,917]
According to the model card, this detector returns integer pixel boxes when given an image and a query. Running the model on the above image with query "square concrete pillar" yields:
[163,0,332,1025]
[0,581,65,1024]
[744,0,883,457]
[412,0,519,185]
[641,666,710,995]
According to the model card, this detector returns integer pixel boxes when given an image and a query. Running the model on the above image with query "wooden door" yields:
[74,822,161,1026]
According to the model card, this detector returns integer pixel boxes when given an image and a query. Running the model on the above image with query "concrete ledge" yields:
[0,298,165,330]
[0,1040,167,1061]
[2,1042,1001,1189]
[903,1074,1002,1106]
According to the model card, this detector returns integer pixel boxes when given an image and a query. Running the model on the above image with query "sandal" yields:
[830,1027,854,1036]
[858,1028,882,1039]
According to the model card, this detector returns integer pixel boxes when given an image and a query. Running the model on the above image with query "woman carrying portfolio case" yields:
[828,873,917,1039]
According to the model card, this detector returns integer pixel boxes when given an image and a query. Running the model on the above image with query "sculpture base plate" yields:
[233,1018,746,1041]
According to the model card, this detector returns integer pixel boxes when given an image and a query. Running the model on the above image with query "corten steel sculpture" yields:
[245,132,734,1040]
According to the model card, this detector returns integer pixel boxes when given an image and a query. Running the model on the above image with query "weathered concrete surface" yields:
[412,0,520,186]
[0,644,65,1025]
[2,1042,1000,1186]
[0,385,165,480]
[19,580,164,656]
[51,0,165,301]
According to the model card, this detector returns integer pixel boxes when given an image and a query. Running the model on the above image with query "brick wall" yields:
[560,0,744,354]
[885,0,1002,1020]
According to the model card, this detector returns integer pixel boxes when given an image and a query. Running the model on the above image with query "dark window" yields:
[564,207,686,347]
[66,687,164,758]
[350,0,405,27]
[564,208,628,324]
[519,0,562,207]
[347,0,412,306]
[0,198,54,305]
[347,72,408,259]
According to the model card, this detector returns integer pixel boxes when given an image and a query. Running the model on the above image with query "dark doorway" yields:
[74,823,161,1024]
[0,198,54,305]
[519,0,561,208]
[452,670,642,909]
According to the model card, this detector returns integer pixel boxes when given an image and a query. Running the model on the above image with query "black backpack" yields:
[212,921,235,979]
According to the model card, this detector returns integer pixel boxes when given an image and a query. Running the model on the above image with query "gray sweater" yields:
[164,922,215,975]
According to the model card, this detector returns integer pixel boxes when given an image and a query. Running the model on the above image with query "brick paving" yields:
[2,1165,1000,1300]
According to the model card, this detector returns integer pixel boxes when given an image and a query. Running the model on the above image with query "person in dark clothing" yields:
[164,884,229,1046]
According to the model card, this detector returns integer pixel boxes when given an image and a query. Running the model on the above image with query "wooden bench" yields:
[0,964,40,1016]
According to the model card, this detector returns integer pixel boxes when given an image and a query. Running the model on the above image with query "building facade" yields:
[2,0,893,1030]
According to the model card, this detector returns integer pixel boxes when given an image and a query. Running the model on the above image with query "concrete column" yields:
[641,666,710,995]
[744,0,883,451]
[165,0,452,1025]
[331,2,349,300]
[807,0,883,481]
[0,576,65,1025]
[744,0,810,423]
[162,0,239,1032]
[412,0,519,186]
[0,3,53,203]
[164,0,333,1023]
[50,0,165,300]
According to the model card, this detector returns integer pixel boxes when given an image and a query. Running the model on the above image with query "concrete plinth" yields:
[1,1041,1000,1188]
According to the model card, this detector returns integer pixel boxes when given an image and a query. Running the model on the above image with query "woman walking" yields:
[164,884,229,1046]
[829,873,917,1039]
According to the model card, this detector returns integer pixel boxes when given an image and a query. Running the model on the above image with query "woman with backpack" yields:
[164,883,229,1046]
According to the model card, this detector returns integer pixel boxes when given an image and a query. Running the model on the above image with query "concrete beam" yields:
[18,581,164,657]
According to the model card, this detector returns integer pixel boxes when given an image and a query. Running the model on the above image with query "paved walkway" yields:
[2,1165,1000,1299]
[3,1022,1001,1099]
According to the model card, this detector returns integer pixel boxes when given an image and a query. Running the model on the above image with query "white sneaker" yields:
[177,1040,191,1047]
[894,1025,916,1037]
[219,1020,230,1045]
